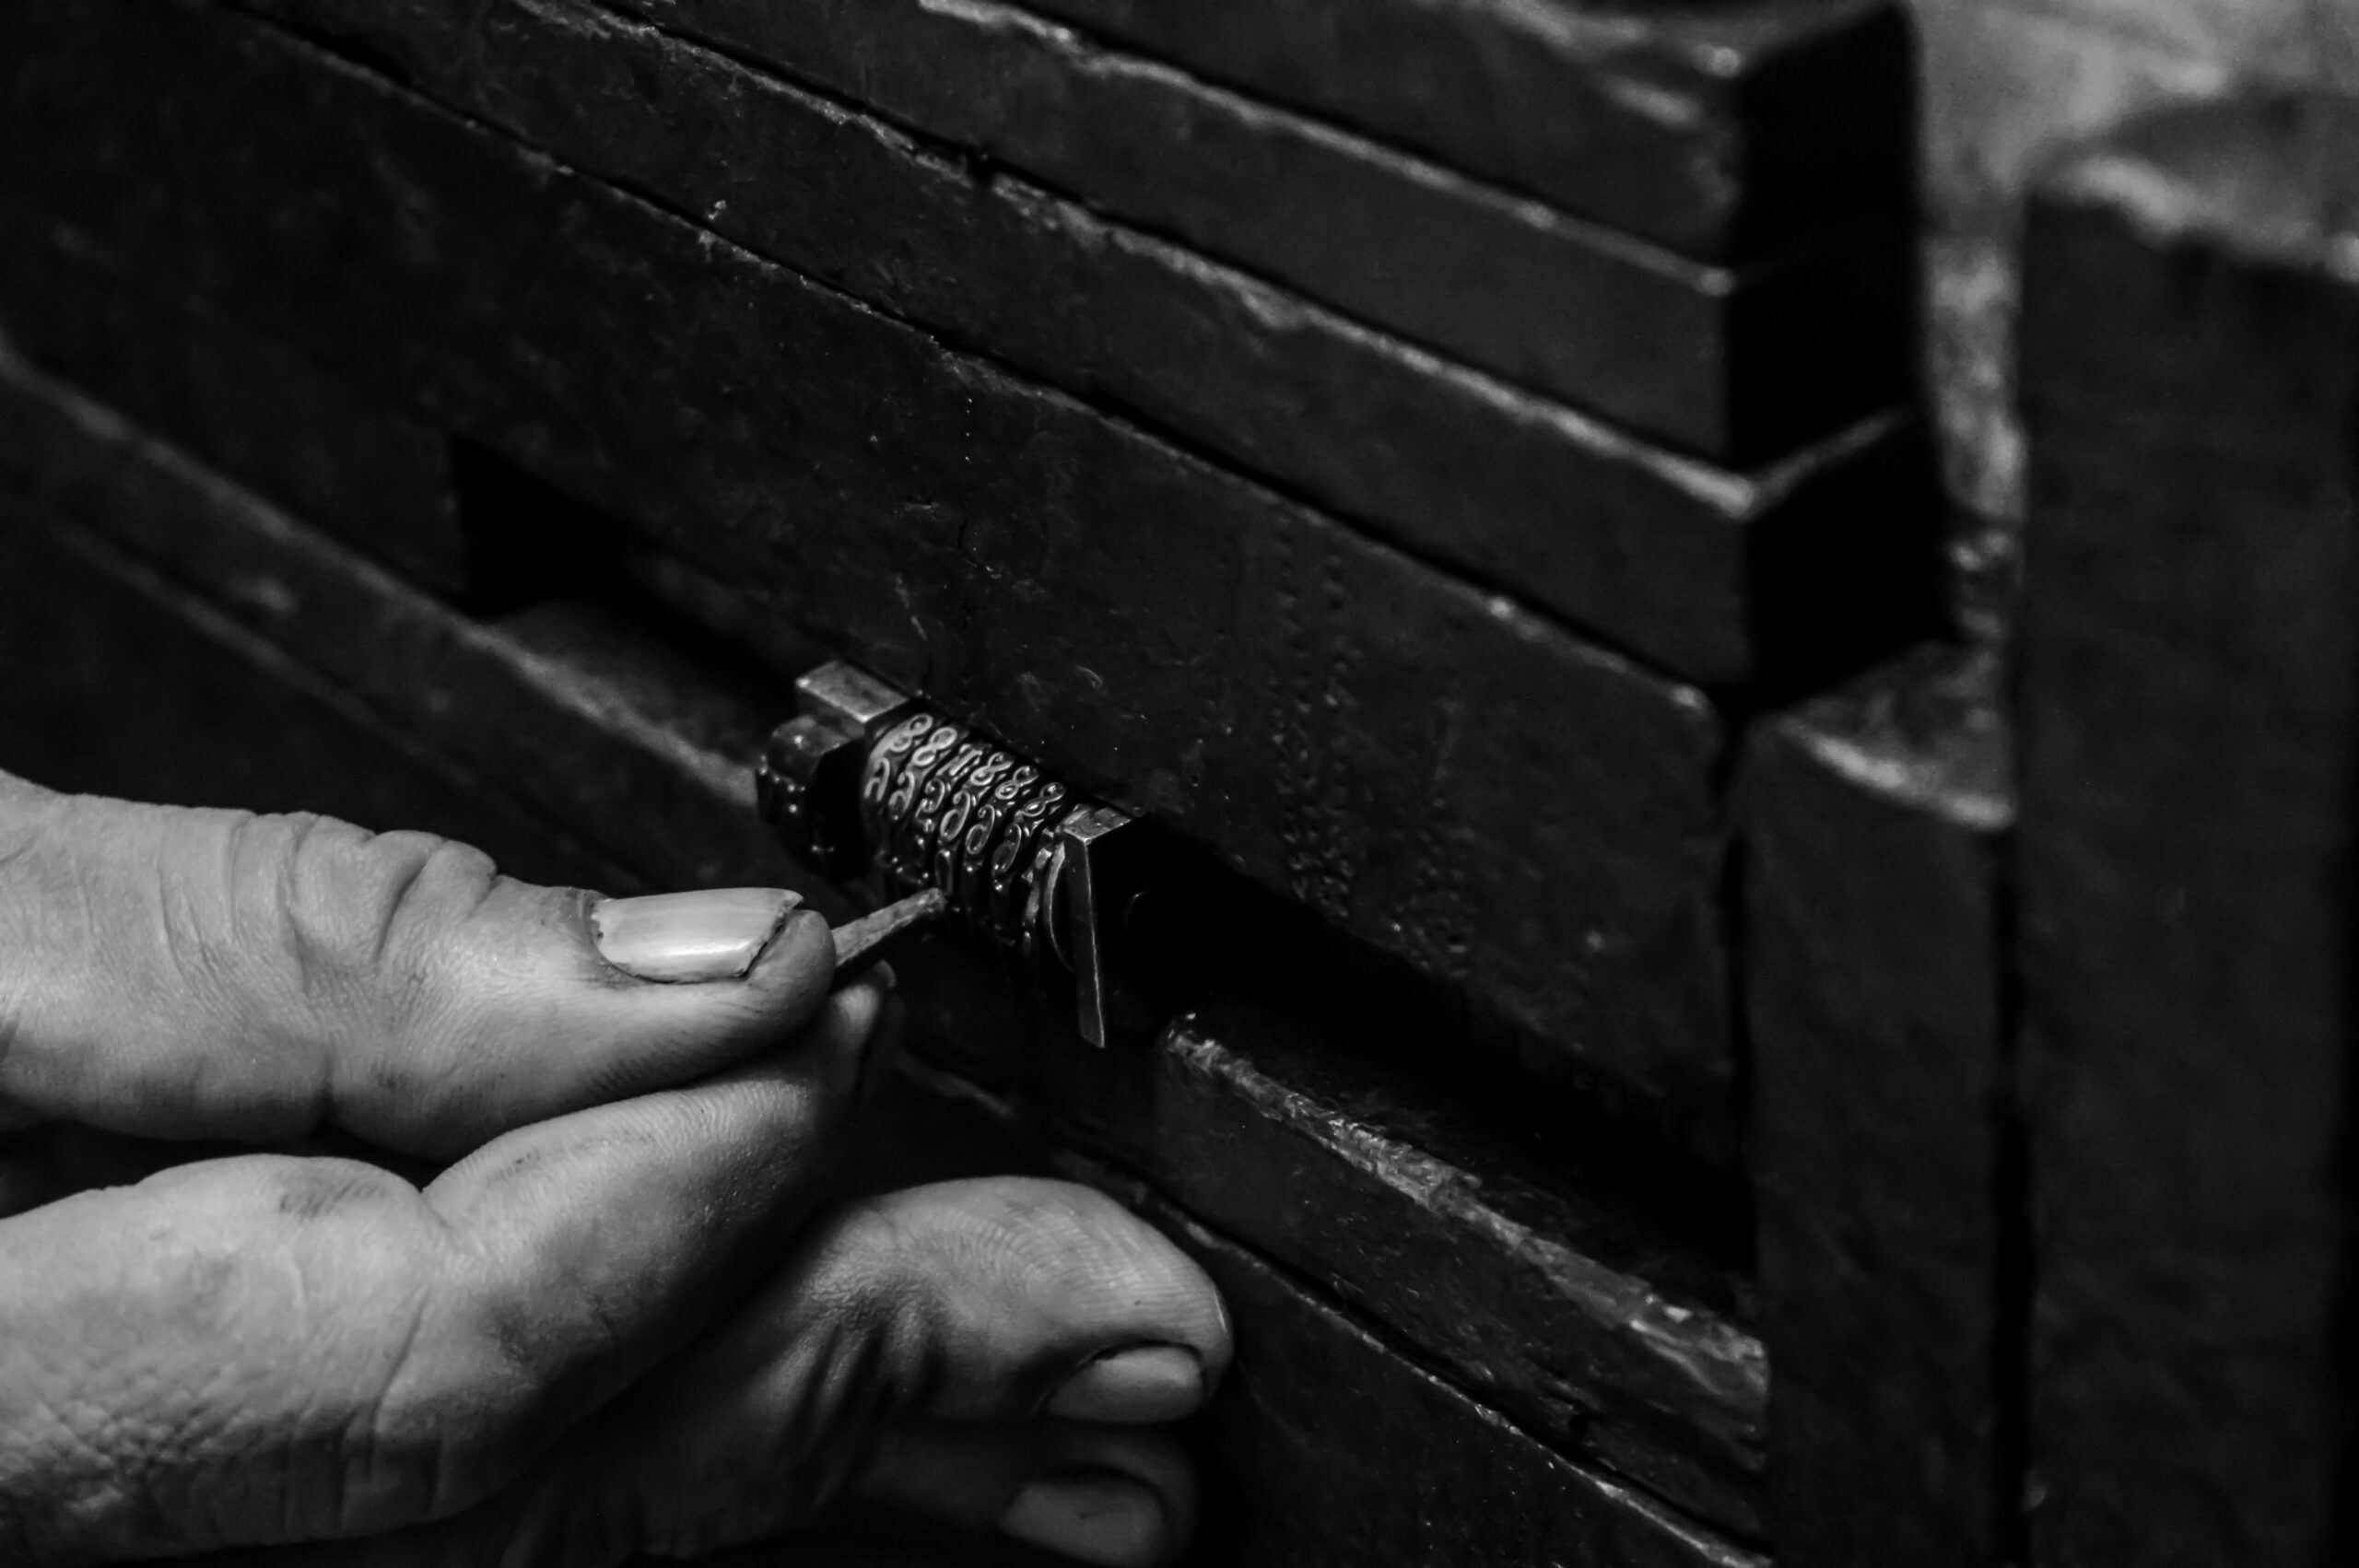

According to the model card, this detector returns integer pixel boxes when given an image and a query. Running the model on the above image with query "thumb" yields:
[0,773,836,1157]
[243,1179,1230,1568]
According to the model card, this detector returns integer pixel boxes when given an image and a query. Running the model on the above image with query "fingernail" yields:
[1000,1471,1167,1568]
[1045,1344,1205,1422]
[591,888,802,983]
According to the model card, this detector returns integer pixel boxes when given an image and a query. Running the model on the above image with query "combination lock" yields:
[756,661,1164,1047]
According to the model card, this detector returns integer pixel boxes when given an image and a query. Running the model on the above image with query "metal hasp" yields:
[757,661,1161,1047]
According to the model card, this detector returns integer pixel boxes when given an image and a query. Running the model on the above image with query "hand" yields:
[0,774,1227,1566]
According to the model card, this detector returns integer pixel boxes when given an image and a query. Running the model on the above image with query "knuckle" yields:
[346,1309,534,1526]
[891,1177,1214,1330]
[0,1169,455,1552]
[370,1282,600,1504]
[797,1195,961,1404]
[264,1188,542,1527]
[264,1155,414,1224]
[924,1176,1124,1272]
[276,821,498,988]
[273,824,507,1104]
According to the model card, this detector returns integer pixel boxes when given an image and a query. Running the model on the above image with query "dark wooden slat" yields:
[1062,1151,1763,1568]
[849,1050,1761,1563]
[0,512,638,898]
[2015,94,2359,1568]
[0,0,1736,1140]
[0,345,814,907]
[1014,0,1911,262]
[1056,1001,1765,1535]
[557,0,1911,462]
[1740,643,2014,1568]
[0,346,1759,1545]
[0,209,468,598]
[228,0,1936,690]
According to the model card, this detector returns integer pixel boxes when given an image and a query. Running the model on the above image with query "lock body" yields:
[757,662,1159,1046]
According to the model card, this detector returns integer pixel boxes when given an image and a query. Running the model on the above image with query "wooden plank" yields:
[0,345,807,903]
[1740,642,2014,1568]
[229,0,1937,689]
[0,350,1761,1546]
[545,0,1909,462]
[1055,1001,1765,1536]
[1063,1148,1763,1568]
[2015,93,2359,1568]
[0,0,1738,1141]
[1013,0,1912,263]
[0,206,469,598]
[848,1053,1761,1564]
[0,512,638,898]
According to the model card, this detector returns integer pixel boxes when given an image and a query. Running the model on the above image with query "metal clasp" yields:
[757,661,1161,1047]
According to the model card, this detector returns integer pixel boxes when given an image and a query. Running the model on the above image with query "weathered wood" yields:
[1054,1001,1765,1536]
[228,0,1937,689]
[853,1054,1761,1563]
[1062,1151,1764,1568]
[0,351,798,902]
[2,0,1737,1138]
[1741,642,2014,1568]
[554,0,1912,462]
[1015,0,1912,263]
[2016,94,2359,1568]
[0,512,637,898]
[0,207,468,597]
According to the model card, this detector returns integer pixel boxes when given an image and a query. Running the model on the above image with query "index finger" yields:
[0,780,843,1157]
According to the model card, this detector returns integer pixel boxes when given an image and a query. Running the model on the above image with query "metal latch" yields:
[756,661,1163,1047]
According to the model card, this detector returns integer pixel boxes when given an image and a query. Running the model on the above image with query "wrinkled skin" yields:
[0,773,1227,1566]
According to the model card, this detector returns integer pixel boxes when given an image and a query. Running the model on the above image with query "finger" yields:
[225,1176,1228,1568]
[851,1422,1198,1568]
[489,1177,1226,1562]
[213,1422,1197,1568]
[800,1178,1233,1422]
[632,1176,1230,1464]
[417,982,894,1427]
[0,981,886,1565]
[0,773,837,1156]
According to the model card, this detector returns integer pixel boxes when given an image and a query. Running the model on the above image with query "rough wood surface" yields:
[2015,93,2359,1568]
[1741,642,2014,1568]
[229,0,1937,689]
[1057,1001,1765,1535]
[0,0,1738,1140]
[0,208,467,597]
[566,0,1914,461]
[0,514,637,897]
[1064,1153,1763,1568]
[1013,0,1911,261]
